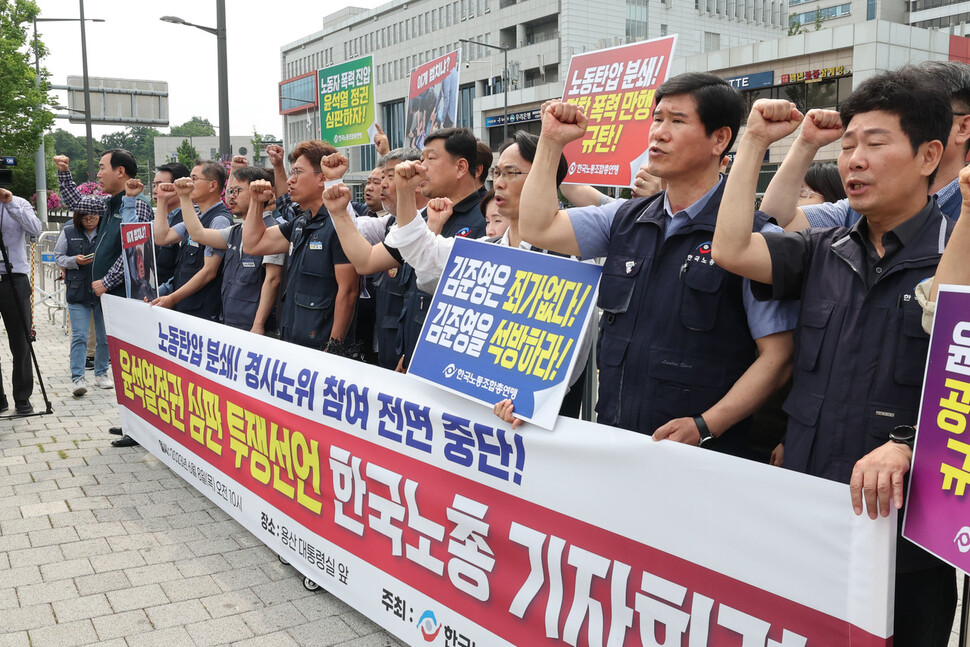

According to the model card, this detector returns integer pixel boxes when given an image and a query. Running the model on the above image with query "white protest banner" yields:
[103,295,895,646]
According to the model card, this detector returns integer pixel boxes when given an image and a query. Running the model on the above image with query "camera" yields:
[0,156,16,188]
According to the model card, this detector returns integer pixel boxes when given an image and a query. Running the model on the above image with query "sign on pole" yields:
[560,36,677,188]
[904,284,970,570]
[318,56,377,148]
[407,238,600,429]
[406,50,461,150]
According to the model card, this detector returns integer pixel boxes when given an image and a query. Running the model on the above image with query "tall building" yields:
[279,0,788,189]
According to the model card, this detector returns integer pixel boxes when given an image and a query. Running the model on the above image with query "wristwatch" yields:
[889,425,916,448]
[694,415,715,447]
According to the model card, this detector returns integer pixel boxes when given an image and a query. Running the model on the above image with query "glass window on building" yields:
[382,100,406,149]
[457,84,475,129]
[806,78,838,109]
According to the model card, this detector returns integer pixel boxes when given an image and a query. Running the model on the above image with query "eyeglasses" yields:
[289,168,321,178]
[80,215,99,221]
[191,176,211,183]
[798,188,821,199]
[227,187,246,197]
[491,167,528,181]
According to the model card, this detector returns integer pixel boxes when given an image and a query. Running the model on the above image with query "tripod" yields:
[0,201,53,418]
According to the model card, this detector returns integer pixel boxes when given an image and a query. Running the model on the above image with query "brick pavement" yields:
[1,285,967,646]
[0,304,406,647]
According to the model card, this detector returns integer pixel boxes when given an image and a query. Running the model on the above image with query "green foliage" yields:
[0,0,54,196]
[814,7,824,30]
[788,15,808,36]
[170,116,216,137]
[250,128,263,165]
[7,133,57,199]
[176,139,199,169]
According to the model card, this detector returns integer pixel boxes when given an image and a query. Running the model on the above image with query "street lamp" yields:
[160,0,230,159]
[32,6,105,222]
[460,38,510,141]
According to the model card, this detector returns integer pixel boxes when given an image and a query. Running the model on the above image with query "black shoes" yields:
[111,435,138,448]
[0,394,7,413]
[14,401,32,415]
[108,427,123,436]
[85,356,94,370]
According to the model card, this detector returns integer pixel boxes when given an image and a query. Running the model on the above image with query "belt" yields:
[0,273,26,282]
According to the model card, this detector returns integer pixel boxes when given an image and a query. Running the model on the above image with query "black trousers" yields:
[894,564,957,646]
[0,274,32,405]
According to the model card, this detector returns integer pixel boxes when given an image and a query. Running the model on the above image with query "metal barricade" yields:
[32,226,68,333]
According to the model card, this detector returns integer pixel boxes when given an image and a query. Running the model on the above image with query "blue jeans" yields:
[68,302,108,380]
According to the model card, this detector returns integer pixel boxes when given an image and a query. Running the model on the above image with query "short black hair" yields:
[231,166,272,187]
[804,162,845,203]
[840,69,951,185]
[103,149,138,179]
[156,162,189,181]
[195,159,228,188]
[655,72,743,155]
[499,130,568,187]
[476,141,493,183]
[480,188,496,217]
[424,127,478,172]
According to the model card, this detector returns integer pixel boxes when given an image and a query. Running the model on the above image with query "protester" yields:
[362,165,386,217]
[55,210,113,396]
[475,140,493,191]
[57,150,153,446]
[518,74,796,460]
[0,187,41,415]
[799,161,845,205]
[711,71,957,644]
[150,161,232,321]
[761,60,970,231]
[481,190,510,239]
[177,167,284,334]
[242,141,358,352]
[151,162,190,284]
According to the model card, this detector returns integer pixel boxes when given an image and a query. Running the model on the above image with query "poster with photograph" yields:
[121,222,158,302]
[406,50,461,150]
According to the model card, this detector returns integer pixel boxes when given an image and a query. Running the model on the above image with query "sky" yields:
[36,0,388,140]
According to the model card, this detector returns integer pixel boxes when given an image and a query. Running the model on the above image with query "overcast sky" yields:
[36,0,387,140]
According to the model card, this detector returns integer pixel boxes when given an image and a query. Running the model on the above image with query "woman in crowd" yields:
[54,210,112,396]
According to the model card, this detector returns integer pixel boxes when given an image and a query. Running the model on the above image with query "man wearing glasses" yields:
[242,140,359,352]
[151,160,232,322]
[149,162,190,285]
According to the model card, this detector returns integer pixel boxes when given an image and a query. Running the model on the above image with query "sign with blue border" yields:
[407,238,601,429]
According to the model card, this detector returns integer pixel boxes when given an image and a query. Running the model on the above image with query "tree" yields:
[250,128,263,165]
[170,116,216,137]
[788,15,808,36]
[814,7,825,30]
[0,0,54,198]
[176,139,199,168]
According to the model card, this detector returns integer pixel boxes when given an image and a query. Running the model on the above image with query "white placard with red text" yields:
[103,295,895,646]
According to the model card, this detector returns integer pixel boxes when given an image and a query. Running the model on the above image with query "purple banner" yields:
[904,285,970,569]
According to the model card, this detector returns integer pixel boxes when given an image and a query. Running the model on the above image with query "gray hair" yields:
[381,147,421,165]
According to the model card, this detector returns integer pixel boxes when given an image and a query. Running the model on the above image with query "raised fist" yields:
[320,153,350,181]
[53,155,70,172]
[124,178,144,198]
[249,179,275,205]
[173,176,194,197]
[266,144,285,167]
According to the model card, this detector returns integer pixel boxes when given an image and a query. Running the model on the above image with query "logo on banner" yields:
[417,610,442,641]
[443,363,457,378]
[955,527,970,553]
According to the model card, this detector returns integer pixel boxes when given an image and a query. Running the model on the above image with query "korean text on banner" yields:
[904,284,970,569]
[560,35,677,188]
[407,237,600,429]
[406,50,461,151]
[121,222,157,302]
[102,295,895,646]
[319,56,376,148]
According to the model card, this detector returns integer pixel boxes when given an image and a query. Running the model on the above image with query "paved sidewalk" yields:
[0,307,405,647]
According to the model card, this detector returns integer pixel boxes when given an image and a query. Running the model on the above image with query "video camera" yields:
[0,156,15,188]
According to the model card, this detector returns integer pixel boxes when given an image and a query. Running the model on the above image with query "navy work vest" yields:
[173,203,230,321]
[91,193,125,298]
[595,185,771,457]
[398,191,486,368]
[279,207,351,350]
[63,223,98,306]
[374,216,407,369]
[781,205,953,571]
[156,207,183,285]
[221,221,273,332]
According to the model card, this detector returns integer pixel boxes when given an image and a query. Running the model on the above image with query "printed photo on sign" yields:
[318,56,377,148]
[101,294,897,647]
[560,35,677,188]
[904,284,970,571]
[407,237,601,430]
[406,50,461,151]
[121,222,158,302]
